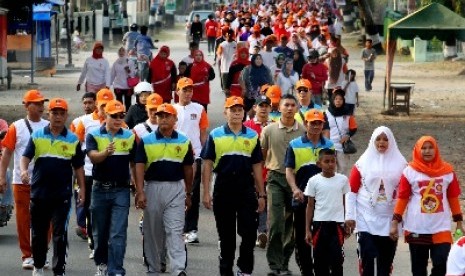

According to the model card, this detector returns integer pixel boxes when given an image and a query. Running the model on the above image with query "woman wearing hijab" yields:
[390,136,464,276]
[185,50,215,111]
[276,58,299,96]
[148,46,177,103]
[345,126,407,276]
[111,47,137,111]
[77,42,111,93]
[326,89,357,176]
[239,54,273,114]
[226,47,250,97]
[269,53,285,83]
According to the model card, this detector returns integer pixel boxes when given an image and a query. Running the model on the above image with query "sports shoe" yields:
[280,270,292,275]
[236,270,251,276]
[22,257,34,269]
[44,260,50,269]
[33,267,44,276]
[184,230,199,244]
[89,249,95,259]
[256,232,268,248]
[76,226,88,240]
[95,264,107,276]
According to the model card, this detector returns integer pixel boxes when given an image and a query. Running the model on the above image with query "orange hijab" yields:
[409,136,454,177]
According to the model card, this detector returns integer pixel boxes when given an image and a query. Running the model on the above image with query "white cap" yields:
[134,81,153,94]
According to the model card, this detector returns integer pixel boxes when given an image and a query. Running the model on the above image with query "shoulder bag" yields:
[333,116,357,154]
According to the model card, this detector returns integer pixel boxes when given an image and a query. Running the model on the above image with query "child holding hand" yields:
[305,148,349,276]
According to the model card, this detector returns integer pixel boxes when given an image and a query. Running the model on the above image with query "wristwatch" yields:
[258,194,267,199]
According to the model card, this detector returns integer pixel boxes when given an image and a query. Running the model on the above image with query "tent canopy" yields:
[388,3,465,41]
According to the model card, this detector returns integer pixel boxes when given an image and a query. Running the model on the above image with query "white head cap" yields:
[134,81,153,94]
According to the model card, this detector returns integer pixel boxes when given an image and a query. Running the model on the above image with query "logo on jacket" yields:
[175,145,182,156]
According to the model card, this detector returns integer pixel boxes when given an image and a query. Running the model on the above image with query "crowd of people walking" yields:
[0,1,464,276]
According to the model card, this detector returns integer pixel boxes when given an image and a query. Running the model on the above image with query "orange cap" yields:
[265,85,282,104]
[146,93,164,109]
[295,79,312,89]
[224,96,244,108]
[156,103,177,116]
[97,88,114,107]
[305,109,325,122]
[177,77,194,90]
[23,90,48,103]
[48,98,68,111]
[104,100,126,114]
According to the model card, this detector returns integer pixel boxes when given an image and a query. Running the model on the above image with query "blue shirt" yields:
[135,34,155,58]
[135,129,194,182]
[86,125,136,182]
[23,126,84,199]
[274,46,294,59]
[285,134,334,190]
[201,124,262,176]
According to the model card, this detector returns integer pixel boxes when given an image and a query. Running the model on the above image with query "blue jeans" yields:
[91,186,130,276]
[364,70,374,91]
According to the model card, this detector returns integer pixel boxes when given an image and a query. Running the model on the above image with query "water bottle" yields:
[453,229,463,241]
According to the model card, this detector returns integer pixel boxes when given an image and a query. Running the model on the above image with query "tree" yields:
[358,0,383,52]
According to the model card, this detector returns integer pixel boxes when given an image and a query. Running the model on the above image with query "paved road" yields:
[0,26,412,275]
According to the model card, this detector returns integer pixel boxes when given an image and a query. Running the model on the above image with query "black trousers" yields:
[31,197,71,275]
[357,232,397,276]
[312,221,345,276]
[184,159,201,233]
[213,174,258,275]
[409,242,451,276]
[294,206,314,276]
[207,36,216,53]
[114,89,133,111]
[85,176,94,250]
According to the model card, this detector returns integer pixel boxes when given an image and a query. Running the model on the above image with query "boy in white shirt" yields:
[342,69,359,115]
[304,148,349,276]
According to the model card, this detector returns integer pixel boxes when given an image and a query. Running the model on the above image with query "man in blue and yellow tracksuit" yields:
[21,98,85,276]
[201,96,266,276]
[134,103,194,276]
[86,100,136,276]
[284,108,335,276]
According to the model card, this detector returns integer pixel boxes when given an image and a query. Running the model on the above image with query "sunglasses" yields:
[110,113,126,119]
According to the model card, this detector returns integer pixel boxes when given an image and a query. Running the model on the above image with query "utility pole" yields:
[64,0,73,67]
[103,0,109,47]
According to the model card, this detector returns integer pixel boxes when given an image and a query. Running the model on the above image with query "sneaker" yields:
[22,257,34,269]
[184,230,199,244]
[236,270,251,276]
[256,233,268,249]
[89,249,95,259]
[280,270,292,275]
[33,267,44,276]
[44,260,50,269]
[95,264,107,276]
[76,226,88,240]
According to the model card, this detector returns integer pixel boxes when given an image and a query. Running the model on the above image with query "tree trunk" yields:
[358,0,383,53]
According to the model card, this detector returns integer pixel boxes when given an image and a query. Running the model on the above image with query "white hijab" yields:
[355,126,407,206]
